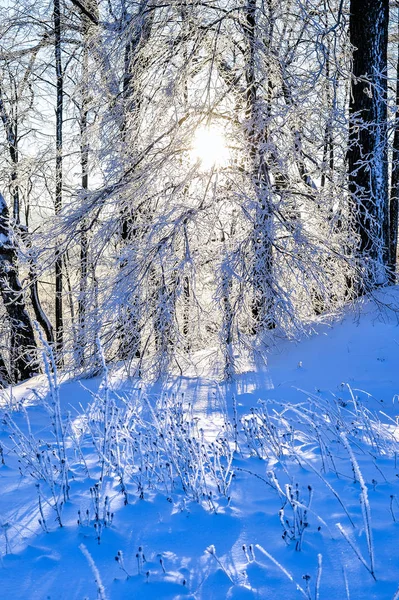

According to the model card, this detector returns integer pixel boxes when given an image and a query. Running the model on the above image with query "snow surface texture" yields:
[1,289,399,599]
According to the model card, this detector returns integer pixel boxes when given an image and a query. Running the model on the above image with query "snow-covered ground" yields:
[1,289,399,599]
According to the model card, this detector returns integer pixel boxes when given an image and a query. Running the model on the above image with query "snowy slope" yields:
[1,289,399,600]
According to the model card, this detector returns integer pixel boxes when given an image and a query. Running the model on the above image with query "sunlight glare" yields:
[191,125,230,170]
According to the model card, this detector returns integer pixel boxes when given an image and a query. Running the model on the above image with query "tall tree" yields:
[389,2,399,283]
[348,0,390,290]
[244,0,276,333]
[54,0,64,362]
[73,0,99,367]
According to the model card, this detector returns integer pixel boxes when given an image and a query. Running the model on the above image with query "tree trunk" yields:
[54,0,63,363]
[245,0,275,333]
[0,193,37,382]
[78,43,89,367]
[389,8,399,284]
[348,0,389,291]
[73,1,100,367]
[320,18,334,190]
[182,275,190,351]
[20,226,54,344]
[0,350,11,388]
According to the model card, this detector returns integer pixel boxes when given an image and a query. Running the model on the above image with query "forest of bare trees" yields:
[0,0,397,381]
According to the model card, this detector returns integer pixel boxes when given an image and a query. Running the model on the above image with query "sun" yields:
[191,125,230,170]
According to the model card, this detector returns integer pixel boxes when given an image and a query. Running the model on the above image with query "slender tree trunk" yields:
[181,15,191,352]
[78,43,89,367]
[54,0,63,363]
[10,119,19,225]
[73,1,100,367]
[348,0,389,291]
[153,267,176,371]
[21,226,54,343]
[321,27,334,190]
[220,222,234,379]
[221,267,234,379]
[182,275,190,350]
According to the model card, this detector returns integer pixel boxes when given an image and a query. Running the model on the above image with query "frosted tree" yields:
[0,0,395,382]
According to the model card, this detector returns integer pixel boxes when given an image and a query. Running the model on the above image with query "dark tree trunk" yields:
[0,351,11,388]
[182,275,190,351]
[348,0,389,291]
[389,9,399,284]
[78,44,89,367]
[0,344,12,389]
[220,222,234,379]
[180,9,191,352]
[54,0,64,363]
[20,226,54,344]
[0,194,37,382]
